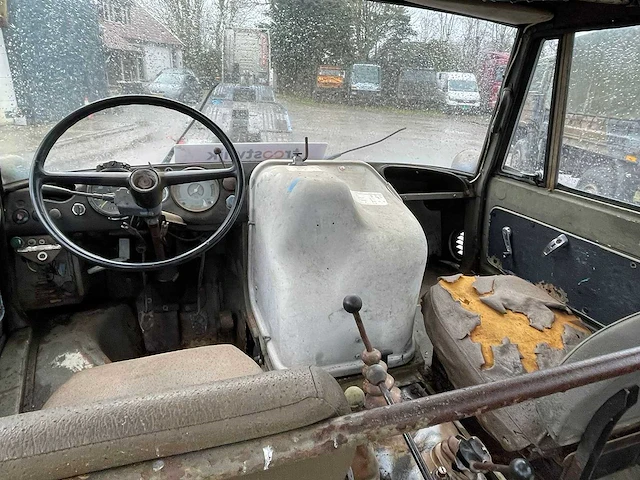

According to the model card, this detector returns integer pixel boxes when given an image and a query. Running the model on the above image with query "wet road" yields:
[281,97,490,168]
[1,97,491,182]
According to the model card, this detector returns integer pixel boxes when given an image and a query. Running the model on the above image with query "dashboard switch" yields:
[12,208,29,224]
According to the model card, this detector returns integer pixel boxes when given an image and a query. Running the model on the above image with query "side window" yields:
[557,26,640,205]
[503,39,559,177]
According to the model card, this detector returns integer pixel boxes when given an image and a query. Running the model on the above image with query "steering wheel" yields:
[29,95,245,271]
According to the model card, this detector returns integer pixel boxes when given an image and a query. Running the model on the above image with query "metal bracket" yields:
[502,226,512,258]
[16,242,62,264]
[543,233,569,256]
[290,137,309,165]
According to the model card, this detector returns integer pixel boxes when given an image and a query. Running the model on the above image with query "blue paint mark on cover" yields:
[287,178,300,193]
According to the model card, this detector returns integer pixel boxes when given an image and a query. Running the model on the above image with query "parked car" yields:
[312,65,346,101]
[348,64,382,104]
[437,71,481,112]
[396,68,443,107]
[147,68,201,102]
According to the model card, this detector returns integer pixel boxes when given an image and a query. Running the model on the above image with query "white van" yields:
[437,72,481,111]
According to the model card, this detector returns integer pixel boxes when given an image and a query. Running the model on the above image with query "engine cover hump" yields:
[248,160,427,376]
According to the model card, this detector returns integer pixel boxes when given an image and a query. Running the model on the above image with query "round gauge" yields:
[170,167,220,213]
[162,187,169,203]
[87,185,123,217]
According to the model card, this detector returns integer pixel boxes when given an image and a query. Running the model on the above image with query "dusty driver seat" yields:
[0,344,354,480]
[424,274,640,452]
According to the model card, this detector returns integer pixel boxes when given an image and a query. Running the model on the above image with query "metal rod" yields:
[470,461,509,474]
[380,384,434,480]
[105,345,640,479]
[353,311,374,352]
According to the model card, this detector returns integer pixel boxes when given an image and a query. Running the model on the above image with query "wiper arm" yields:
[161,84,220,164]
[325,127,406,160]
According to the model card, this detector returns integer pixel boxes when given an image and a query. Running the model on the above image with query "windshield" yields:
[0,1,516,182]
[449,79,478,92]
[154,72,186,84]
[401,70,436,83]
[319,68,344,77]
[352,65,381,84]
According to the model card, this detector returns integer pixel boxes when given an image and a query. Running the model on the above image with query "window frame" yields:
[498,36,562,187]
[497,23,640,212]
[553,25,640,211]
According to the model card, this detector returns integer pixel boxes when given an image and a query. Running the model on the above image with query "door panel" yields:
[487,205,640,326]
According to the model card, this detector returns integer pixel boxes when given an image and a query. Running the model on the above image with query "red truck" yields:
[478,51,509,111]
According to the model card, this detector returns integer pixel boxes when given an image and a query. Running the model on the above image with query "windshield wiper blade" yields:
[325,127,406,160]
[161,83,220,164]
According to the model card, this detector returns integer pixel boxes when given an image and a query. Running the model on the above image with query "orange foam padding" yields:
[440,276,590,372]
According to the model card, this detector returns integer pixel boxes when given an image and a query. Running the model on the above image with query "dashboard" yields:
[2,161,471,310]
[4,163,242,237]
[3,161,472,238]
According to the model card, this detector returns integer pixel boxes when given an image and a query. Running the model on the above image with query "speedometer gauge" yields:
[87,185,123,217]
[170,167,220,213]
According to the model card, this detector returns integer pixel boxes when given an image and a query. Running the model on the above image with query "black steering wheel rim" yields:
[29,94,245,271]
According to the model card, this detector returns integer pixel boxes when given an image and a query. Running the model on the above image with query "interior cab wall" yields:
[474,16,640,327]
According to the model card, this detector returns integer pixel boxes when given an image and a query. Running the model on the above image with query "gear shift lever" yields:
[343,295,373,352]
[344,295,434,480]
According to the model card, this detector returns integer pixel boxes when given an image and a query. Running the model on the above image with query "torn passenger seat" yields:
[423,274,592,451]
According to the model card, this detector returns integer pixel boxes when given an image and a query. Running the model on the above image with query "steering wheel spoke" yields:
[42,169,131,187]
[162,166,237,185]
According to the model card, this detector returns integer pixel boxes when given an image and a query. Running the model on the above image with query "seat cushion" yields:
[423,274,591,451]
[0,345,350,480]
[44,344,262,408]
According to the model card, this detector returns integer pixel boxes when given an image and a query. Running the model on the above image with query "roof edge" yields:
[404,0,553,25]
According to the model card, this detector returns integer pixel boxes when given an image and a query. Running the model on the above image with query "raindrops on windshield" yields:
[504,26,640,207]
[0,0,519,183]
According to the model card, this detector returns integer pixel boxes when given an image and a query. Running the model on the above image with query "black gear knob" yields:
[343,295,362,314]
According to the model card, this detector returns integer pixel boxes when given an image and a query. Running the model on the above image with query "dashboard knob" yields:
[222,177,236,192]
[9,237,24,249]
[12,208,29,224]
[49,208,62,220]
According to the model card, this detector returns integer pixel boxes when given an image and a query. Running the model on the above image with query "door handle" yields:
[543,234,569,256]
[502,226,512,258]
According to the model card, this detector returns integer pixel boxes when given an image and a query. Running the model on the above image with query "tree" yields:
[350,0,414,61]
[269,0,354,94]
[139,0,258,81]
[268,0,414,94]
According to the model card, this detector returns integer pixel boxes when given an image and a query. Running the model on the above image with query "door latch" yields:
[543,234,569,256]
[502,226,512,258]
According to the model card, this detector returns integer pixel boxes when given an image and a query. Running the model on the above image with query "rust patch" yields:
[536,281,569,304]
[440,276,589,372]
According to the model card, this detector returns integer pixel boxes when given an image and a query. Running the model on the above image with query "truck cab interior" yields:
[1,1,640,479]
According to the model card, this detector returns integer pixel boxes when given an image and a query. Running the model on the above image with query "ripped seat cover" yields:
[423,274,590,451]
